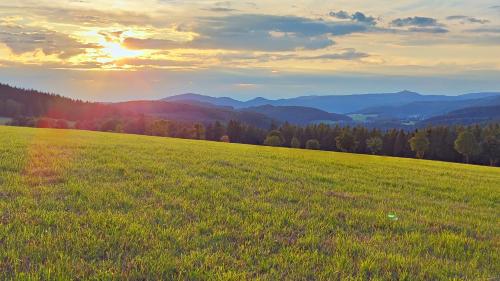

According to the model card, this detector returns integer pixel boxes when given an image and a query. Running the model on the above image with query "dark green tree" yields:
[290,137,301,148]
[366,137,383,155]
[264,136,283,147]
[454,130,481,163]
[305,139,320,150]
[194,123,205,140]
[213,121,225,141]
[336,131,357,152]
[482,133,500,166]
[227,120,243,143]
[263,130,284,146]
[409,130,430,159]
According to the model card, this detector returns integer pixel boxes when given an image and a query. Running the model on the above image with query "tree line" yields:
[7,115,500,167]
[0,83,123,120]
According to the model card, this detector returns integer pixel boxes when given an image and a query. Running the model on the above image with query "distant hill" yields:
[164,91,500,114]
[420,105,500,126]
[163,93,243,108]
[0,83,122,120]
[241,105,352,125]
[3,83,500,128]
[355,96,500,119]
[111,101,274,128]
[0,84,274,127]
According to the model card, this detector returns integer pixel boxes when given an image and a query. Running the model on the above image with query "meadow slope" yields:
[0,126,499,280]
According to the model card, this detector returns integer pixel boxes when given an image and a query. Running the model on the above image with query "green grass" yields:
[0,126,499,280]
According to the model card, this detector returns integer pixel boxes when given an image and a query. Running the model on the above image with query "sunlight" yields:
[100,41,144,60]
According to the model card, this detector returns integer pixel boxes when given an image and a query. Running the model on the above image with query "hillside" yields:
[421,105,500,126]
[0,84,342,127]
[0,83,122,120]
[163,93,245,108]
[240,105,352,125]
[0,84,274,128]
[354,96,500,119]
[164,91,500,114]
[111,100,274,128]
[0,126,498,280]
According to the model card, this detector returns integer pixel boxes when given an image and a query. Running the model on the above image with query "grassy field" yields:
[0,126,499,280]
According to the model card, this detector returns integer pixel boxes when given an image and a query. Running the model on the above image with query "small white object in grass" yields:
[388,213,398,221]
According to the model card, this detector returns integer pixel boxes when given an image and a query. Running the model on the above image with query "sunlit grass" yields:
[0,126,499,280]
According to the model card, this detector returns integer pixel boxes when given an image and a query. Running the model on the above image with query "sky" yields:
[0,0,499,101]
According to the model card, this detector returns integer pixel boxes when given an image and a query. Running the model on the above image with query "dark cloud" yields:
[216,49,369,63]
[465,28,500,33]
[203,7,238,12]
[0,22,98,58]
[329,10,377,25]
[407,27,448,33]
[446,15,489,24]
[123,13,381,52]
[203,1,239,12]
[351,12,377,25]
[127,14,370,52]
[99,31,124,42]
[446,15,468,20]
[388,16,449,33]
[391,16,439,27]
[205,14,368,36]
[123,38,182,50]
[192,33,335,51]
[329,11,351,20]
[298,49,369,60]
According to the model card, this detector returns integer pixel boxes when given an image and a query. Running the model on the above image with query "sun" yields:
[101,41,144,60]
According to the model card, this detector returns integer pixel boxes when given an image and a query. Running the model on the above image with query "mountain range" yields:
[1,83,499,128]
[420,105,500,126]
[163,91,500,115]
[163,91,500,127]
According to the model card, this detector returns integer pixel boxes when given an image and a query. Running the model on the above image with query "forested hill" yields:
[0,84,273,127]
[421,105,500,126]
[0,83,346,127]
[0,83,120,120]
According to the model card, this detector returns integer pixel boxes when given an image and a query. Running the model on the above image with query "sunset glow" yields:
[100,41,144,60]
[0,1,499,100]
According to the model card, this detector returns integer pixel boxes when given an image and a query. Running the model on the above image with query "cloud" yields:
[191,14,369,51]
[298,49,369,60]
[329,10,378,25]
[329,11,351,20]
[216,49,370,63]
[391,16,440,27]
[0,5,158,27]
[123,38,182,50]
[0,22,97,58]
[351,12,377,25]
[203,7,238,12]
[388,16,449,33]
[465,28,500,33]
[203,1,239,12]
[446,15,489,24]
[407,27,449,33]
[113,58,195,68]
[124,14,371,51]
